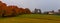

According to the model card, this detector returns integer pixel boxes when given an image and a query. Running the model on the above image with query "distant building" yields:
[43,10,55,14]
[58,9,60,13]
[48,10,54,14]
[48,11,54,14]
[43,11,49,14]
[34,8,41,14]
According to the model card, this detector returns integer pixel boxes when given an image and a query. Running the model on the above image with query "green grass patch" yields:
[0,14,60,23]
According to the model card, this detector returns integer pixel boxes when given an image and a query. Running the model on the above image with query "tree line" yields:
[0,1,60,17]
[0,1,31,17]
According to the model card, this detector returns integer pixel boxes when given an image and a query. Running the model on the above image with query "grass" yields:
[0,14,60,23]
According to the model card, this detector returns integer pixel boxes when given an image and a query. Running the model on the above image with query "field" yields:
[0,14,60,23]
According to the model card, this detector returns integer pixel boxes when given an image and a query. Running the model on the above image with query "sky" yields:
[1,0,60,12]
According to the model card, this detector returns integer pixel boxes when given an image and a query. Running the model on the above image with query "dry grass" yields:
[0,14,60,23]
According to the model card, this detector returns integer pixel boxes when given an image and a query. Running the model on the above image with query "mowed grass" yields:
[0,14,60,23]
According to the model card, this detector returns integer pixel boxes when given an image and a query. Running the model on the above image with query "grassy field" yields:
[0,14,60,23]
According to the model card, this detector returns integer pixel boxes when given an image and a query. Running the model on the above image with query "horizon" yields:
[0,0,60,12]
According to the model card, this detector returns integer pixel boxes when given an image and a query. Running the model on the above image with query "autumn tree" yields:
[6,6,19,16]
[0,1,32,17]
[24,8,31,14]
[0,1,7,17]
[19,8,24,14]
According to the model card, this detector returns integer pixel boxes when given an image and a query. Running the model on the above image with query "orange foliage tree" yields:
[0,1,7,17]
[24,8,31,14]
[0,1,32,17]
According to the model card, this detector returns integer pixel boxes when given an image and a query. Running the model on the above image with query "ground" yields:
[0,14,60,23]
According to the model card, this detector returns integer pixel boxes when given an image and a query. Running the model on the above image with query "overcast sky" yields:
[1,0,60,12]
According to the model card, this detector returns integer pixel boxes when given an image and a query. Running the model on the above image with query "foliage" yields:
[0,1,32,17]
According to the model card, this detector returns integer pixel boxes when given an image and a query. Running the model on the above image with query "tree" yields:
[19,8,24,14]
[24,8,31,14]
[7,6,19,16]
[0,1,7,17]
